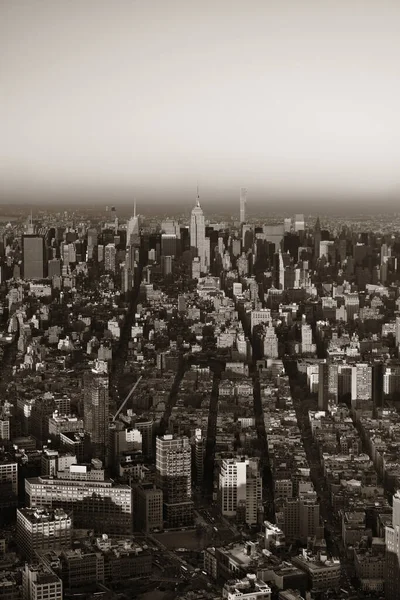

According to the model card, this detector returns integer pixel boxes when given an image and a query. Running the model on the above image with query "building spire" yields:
[133,199,137,218]
[196,184,200,207]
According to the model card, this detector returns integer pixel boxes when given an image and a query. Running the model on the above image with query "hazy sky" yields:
[2,0,400,207]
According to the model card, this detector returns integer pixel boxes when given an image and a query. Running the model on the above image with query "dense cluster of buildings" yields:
[0,197,399,598]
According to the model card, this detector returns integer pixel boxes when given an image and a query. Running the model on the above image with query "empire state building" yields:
[190,196,206,272]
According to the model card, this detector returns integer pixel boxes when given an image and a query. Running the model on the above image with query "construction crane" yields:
[112,376,143,422]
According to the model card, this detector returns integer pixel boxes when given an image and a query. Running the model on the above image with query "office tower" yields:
[26,212,35,235]
[239,187,247,223]
[345,293,360,320]
[134,483,163,533]
[126,202,140,247]
[161,255,173,276]
[161,234,177,257]
[301,322,314,354]
[190,194,206,271]
[219,457,262,526]
[294,214,305,232]
[338,364,352,399]
[22,235,46,280]
[298,487,320,543]
[237,253,249,276]
[25,473,132,534]
[134,418,153,459]
[194,429,205,488]
[232,238,241,257]
[242,224,253,251]
[372,362,384,408]
[87,227,98,257]
[263,224,285,252]
[161,219,181,237]
[318,362,338,410]
[17,508,72,560]
[192,257,201,279]
[204,236,211,270]
[314,217,321,258]
[282,486,320,544]
[83,368,109,459]
[263,326,278,359]
[319,240,335,261]
[284,217,292,233]
[48,258,61,278]
[383,366,400,398]
[351,363,372,406]
[385,490,400,600]
[156,434,193,527]
[104,243,116,272]
[22,563,62,600]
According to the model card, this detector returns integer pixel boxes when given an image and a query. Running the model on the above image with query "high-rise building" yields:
[83,368,109,459]
[218,457,262,526]
[161,255,173,276]
[104,243,116,272]
[194,428,205,488]
[156,434,193,527]
[17,507,72,560]
[239,187,247,224]
[284,218,292,233]
[48,258,61,278]
[161,234,178,257]
[263,326,278,359]
[22,235,46,280]
[22,563,62,600]
[134,483,163,533]
[385,490,400,600]
[190,195,206,272]
[126,202,140,247]
[294,214,305,232]
[301,322,314,354]
[318,362,338,410]
[161,219,180,237]
[134,419,154,459]
[345,293,360,321]
[314,217,321,258]
[351,363,372,406]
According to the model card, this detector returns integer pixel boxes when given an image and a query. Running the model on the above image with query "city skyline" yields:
[2,0,400,206]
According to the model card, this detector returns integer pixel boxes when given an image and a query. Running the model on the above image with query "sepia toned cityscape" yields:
[3,0,400,599]
[0,196,397,600]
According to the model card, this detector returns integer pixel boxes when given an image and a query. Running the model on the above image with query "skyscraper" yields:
[294,214,305,232]
[351,363,372,407]
[156,434,193,528]
[83,368,109,460]
[104,243,116,272]
[318,362,338,410]
[240,187,247,223]
[218,457,262,526]
[190,193,206,272]
[23,235,46,280]
[126,201,140,247]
